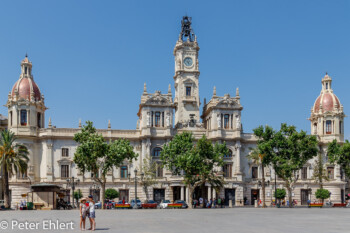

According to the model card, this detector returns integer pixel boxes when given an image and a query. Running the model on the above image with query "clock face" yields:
[184,57,193,67]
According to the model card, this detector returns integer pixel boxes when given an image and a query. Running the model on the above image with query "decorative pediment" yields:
[145,95,171,105]
[57,157,73,165]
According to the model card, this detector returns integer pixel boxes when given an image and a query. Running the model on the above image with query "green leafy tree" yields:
[0,130,29,208]
[247,147,267,207]
[274,188,286,204]
[139,157,157,200]
[74,189,83,206]
[105,188,119,200]
[315,188,330,204]
[312,153,329,188]
[327,139,350,179]
[160,132,228,209]
[74,121,138,209]
[254,123,318,208]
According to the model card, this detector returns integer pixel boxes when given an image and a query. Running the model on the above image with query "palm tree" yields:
[247,147,267,207]
[0,130,29,208]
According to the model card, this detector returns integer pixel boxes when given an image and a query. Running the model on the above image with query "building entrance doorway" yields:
[224,189,235,206]
[173,186,181,201]
[193,186,208,200]
[251,189,259,205]
[153,189,165,203]
[300,189,310,205]
[119,190,129,202]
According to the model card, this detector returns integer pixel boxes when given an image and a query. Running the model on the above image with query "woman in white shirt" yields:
[87,195,96,231]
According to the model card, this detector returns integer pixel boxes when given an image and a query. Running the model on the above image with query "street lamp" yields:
[66,177,80,208]
[128,169,144,209]
[258,180,270,187]
[90,183,100,203]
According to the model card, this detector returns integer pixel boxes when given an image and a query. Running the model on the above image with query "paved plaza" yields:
[0,208,349,233]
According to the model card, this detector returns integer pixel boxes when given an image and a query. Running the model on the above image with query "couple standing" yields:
[80,195,96,231]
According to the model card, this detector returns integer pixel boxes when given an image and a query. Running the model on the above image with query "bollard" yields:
[229,200,232,208]
[254,200,258,208]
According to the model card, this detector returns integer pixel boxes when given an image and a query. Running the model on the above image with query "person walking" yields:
[217,197,221,208]
[87,195,96,231]
[79,198,87,231]
[199,197,203,208]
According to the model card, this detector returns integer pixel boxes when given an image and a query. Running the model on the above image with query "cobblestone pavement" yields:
[0,208,349,233]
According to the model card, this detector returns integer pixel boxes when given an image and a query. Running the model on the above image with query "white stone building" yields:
[2,17,347,208]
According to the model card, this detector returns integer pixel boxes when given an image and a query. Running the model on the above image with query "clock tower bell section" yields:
[173,16,200,127]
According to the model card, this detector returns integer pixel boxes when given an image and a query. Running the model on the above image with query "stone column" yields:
[235,141,242,181]
[181,186,184,201]
[46,142,53,181]
[213,189,216,199]
[27,109,29,126]
[186,186,189,203]
[208,186,212,200]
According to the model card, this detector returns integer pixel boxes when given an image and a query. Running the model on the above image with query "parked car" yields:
[94,201,102,209]
[115,200,131,209]
[159,200,171,209]
[117,200,129,205]
[130,199,142,209]
[142,200,158,209]
[174,200,188,208]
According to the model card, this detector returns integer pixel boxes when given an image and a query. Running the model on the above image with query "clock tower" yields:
[173,16,201,128]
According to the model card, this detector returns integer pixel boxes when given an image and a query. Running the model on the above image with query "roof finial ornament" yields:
[236,87,240,97]
[25,53,28,58]
[143,83,147,93]
[108,120,111,129]
[79,119,82,128]
[48,117,52,128]
[213,86,216,96]
[168,84,171,94]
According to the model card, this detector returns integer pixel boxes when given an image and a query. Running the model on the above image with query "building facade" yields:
[2,17,347,207]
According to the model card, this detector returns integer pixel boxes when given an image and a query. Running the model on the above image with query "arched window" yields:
[224,149,233,158]
[153,147,162,157]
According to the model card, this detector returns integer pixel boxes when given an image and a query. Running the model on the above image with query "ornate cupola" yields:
[309,73,345,142]
[6,55,47,135]
[173,16,201,128]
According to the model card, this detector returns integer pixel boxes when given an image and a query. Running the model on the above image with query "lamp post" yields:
[66,177,80,208]
[274,169,277,207]
[90,183,100,203]
[128,169,144,209]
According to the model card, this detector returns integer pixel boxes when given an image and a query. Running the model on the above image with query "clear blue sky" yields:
[0,0,349,138]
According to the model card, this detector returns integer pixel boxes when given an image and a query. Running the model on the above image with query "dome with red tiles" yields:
[312,74,342,114]
[10,56,42,102]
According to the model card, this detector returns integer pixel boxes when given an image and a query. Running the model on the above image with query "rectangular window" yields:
[37,113,41,128]
[186,87,191,96]
[121,166,128,178]
[326,120,332,134]
[10,111,12,126]
[62,148,69,157]
[61,165,69,178]
[20,110,27,126]
[25,67,28,74]
[301,167,307,180]
[224,114,230,129]
[339,121,342,134]
[327,167,334,179]
[223,164,232,178]
[155,112,161,127]
[151,112,154,127]
[162,112,164,127]
[252,167,258,179]
[156,163,163,178]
